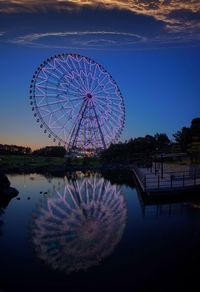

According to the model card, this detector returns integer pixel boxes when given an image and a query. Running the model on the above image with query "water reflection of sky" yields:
[0,172,200,291]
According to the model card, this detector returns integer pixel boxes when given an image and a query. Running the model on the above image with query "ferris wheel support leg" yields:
[67,99,89,151]
[91,101,106,150]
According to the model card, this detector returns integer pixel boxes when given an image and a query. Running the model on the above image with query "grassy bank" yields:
[0,155,102,173]
[0,155,63,172]
[1,154,198,175]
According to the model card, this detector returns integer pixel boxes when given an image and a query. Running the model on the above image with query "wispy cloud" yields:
[6,29,199,51]
[1,1,200,33]
[8,31,146,49]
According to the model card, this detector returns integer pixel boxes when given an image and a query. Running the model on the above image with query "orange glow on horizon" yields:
[0,135,55,151]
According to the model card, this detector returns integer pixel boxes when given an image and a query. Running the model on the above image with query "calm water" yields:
[0,172,200,292]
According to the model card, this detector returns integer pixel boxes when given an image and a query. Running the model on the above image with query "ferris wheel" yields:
[30,53,125,151]
[31,177,127,273]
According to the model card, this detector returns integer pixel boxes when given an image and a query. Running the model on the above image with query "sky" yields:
[0,0,200,150]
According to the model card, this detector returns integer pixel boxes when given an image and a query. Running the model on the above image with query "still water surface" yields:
[0,172,200,291]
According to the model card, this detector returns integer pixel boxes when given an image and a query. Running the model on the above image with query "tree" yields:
[33,146,66,157]
[154,133,170,151]
[173,118,200,152]
[188,142,200,163]
[190,118,200,140]
[0,144,32,155]
[173,127,192,152]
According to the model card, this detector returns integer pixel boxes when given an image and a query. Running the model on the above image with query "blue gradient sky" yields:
[0,1,200,149]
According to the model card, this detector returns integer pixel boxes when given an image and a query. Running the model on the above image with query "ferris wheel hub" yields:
[86,93,92,99]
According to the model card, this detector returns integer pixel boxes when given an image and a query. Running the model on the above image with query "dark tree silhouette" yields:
[154,133,170,151]
[173,127,192,151]
[173,118,200,152]
[33,146,66,157]
[0,144,31,155]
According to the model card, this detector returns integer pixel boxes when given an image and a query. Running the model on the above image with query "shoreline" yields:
[1,154,199,175]
[0,154,133,174]
[1,164,133,176]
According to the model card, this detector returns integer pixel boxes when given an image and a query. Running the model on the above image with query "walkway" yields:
[133,165,200,195]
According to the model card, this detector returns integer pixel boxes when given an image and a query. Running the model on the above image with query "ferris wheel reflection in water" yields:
[31,176,127,273]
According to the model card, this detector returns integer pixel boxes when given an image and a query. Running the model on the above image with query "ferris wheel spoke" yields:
[35,85,47,94]
[90,73,110,94]
[55,58,70,75]
[56,111,74,134]
[93,100,110,116]
[36,73,48,84]
[55,128,66,140]
[89,65,99,91]
[92,91,109,97]
[36,96,46,106]
[66,78,86,96]
[35,93,62,98]
[94,98,123,116]
[63,57,73,71]
[77,71,89,92]
[99,103,123,118]
[103,81,117,91]
[68,84,85,96]
[37,79,62,89]
[67,88,84,98]
[109,105,125,117]
[94,111,112,141]
[73,77,88,94]
[68,57,81,77]
[90,81,102,96]
[94,108,115,139]
[83,62,90,92]
[42,68,60,80]
[36,99,69,108]
[92,89,106,96]
[49,113,67,128]
[107,114,121,131]
[41,106,65,118]
[52,60,68,77]
[69,96,84,102]
[93,74,108,90]
[70,76,83,90]
[93,83,113,95]
[95,94,119,102]
[71,100,85,112]
[36,84,68,93]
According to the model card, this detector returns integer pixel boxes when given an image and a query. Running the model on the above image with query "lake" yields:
[0,171,200,291]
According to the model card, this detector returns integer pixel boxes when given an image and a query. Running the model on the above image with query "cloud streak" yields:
[6,29,199,51]
[0,1,200,33]
[8,31,147,49]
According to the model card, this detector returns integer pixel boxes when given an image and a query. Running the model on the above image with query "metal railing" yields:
[143,170,200,190]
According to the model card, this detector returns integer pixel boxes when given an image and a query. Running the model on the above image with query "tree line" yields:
[101,117,200,164]
[0,117,199,161]
[32,146,66,157]
[0,144,31,156]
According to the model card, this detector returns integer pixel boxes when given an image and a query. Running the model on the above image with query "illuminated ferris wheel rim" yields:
[30,53,125,150]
